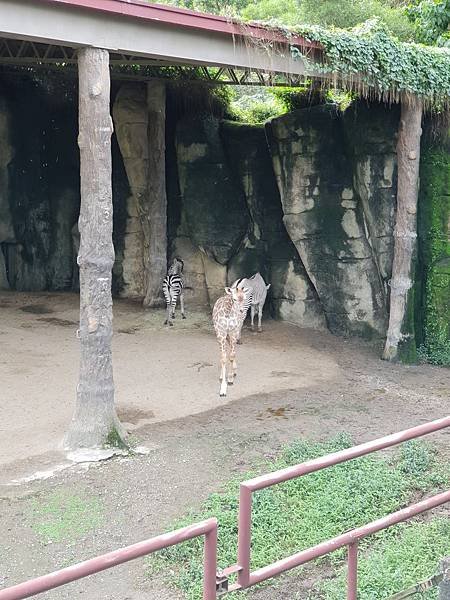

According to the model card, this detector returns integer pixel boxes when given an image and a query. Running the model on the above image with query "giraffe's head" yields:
[224,285,250,315]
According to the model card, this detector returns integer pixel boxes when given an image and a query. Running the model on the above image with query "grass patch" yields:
[147,435,449,599]
[316,519,450,599]
[28,489,104,543]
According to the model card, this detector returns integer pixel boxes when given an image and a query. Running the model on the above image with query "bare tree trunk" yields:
[439,557,450,599]
[64,47,125,450]
[142,80,167,308]
[383,96,423,361]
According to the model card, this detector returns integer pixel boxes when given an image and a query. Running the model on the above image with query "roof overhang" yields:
[0,0,320,76]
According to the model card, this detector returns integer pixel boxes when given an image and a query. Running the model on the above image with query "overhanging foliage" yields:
[287,19,450,105]
[233,18,450,106]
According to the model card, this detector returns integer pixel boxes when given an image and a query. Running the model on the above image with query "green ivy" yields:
[285,19,450,104]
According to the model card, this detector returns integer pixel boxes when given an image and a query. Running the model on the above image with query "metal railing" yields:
[0,519,218,600]
[234,415,450,596]
[1,415,449,600]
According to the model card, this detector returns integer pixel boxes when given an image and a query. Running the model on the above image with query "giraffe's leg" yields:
[258,304,263,332]
[228,332,238,383]
[237,322,243,345]
[250,305,256,331]
[180,292,186,319]
[218,337,228,397]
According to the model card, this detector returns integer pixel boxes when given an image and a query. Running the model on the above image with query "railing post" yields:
[237,485,252,588]
[440,557,450,600]
[203,521,218,600]
[347,541,358,600]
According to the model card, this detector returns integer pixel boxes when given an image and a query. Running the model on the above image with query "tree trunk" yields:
[383,96,423,361]
[64,47,125,450]
[142,80,167,308]
[439,557,450,599]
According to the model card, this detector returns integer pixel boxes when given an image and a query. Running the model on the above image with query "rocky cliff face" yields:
[221,120,326,329]
[0,74,80,291]
[2,74,445,350]
[0,95,14,289]
[0,74,129,295]
[267,103,398,337]
[112,84,147,298]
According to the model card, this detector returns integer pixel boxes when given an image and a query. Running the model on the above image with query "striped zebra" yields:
[232,272,271,334]
[162,257,185,326]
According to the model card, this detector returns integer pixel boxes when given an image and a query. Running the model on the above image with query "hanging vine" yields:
[250,18,450,106]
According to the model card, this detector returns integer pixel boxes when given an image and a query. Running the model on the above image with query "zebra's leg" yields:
[169,287,178,320]
[218,336,228,397]
[258,304,263,332]
[163,284,171,326]
[250,304,256,331]
[180,292,186,319]
[164,301,172,326]
[170,298,177,323]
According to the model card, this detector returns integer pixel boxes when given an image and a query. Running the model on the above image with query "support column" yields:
[64,47,125,450]
[383,95,423,362]
[143,80,167,307]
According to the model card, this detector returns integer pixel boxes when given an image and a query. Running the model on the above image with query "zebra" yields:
[162,257,186,326]
[232,272,271,334]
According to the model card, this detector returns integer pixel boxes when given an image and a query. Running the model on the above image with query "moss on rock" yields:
[417,138,450,365]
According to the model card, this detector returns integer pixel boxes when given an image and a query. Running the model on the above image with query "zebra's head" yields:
[171,257,184,274]
[225,285,250,315]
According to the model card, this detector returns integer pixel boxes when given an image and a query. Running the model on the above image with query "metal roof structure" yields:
[0,0,322,85]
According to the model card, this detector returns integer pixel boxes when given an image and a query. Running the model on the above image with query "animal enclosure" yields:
[1,70,448,363]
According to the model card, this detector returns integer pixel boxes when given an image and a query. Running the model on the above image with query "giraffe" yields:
[212,285,251,397]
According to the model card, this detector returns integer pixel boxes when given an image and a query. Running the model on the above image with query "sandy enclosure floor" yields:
[0,291,339,481]
[0,292,449,600]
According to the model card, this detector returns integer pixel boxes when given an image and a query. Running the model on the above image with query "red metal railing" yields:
[0,519,218,600]
[1,415,449,600]
[235,415,450,597]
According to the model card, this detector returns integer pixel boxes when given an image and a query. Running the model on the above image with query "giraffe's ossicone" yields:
[212,285,251,397]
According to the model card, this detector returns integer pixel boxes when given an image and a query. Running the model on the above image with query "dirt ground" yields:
[0,291,449,599]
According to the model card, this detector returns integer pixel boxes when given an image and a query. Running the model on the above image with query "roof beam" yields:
[0,0,311,76]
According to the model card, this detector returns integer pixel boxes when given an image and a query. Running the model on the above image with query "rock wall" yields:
[267,103,399,338]
[221,121,326,329]
[0,74,80,291]
[0,74,129,295]
[344,103,399,290]
[112,84,146,298]
[176,116,249,265]
[3,74,445,349]
[0,95,14,289]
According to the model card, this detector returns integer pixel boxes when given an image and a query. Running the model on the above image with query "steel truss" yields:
[0,37,310,87]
